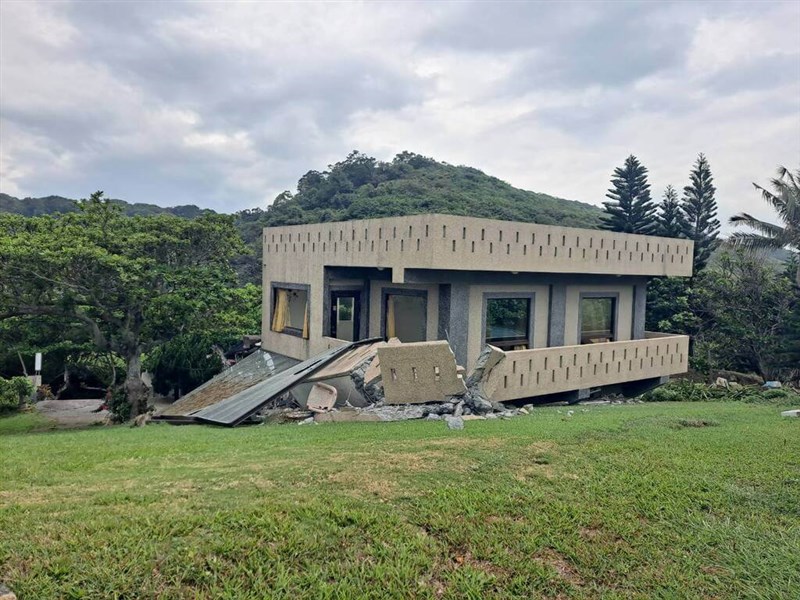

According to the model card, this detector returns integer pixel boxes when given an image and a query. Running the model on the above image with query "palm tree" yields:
[729,166,800,285]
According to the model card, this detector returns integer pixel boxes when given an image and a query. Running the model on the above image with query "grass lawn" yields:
[1,401,798,599]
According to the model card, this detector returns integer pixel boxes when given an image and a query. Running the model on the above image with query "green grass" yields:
[0,411,55,435]
[1,402,798,599]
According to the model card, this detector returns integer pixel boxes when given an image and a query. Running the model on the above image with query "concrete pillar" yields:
[548,283,567,347]
[632,279,647,339]
[444,283,470,366]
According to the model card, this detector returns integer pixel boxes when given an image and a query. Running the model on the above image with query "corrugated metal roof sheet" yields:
[192,338,381,427]
[155,349,298,420]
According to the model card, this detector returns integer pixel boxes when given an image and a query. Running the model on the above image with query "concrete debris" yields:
[763,381,782,389]
[377,340,467,404]
[307,382,337,413]
[445,415,464,430]
[781,409,799,418]
[0,584,16,600]
[313,407,381,423]
[159,337,540,428]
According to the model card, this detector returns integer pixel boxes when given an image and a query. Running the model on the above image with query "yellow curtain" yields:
[271,289,288,332]
[386,296,396,338]
[302,299,309,339]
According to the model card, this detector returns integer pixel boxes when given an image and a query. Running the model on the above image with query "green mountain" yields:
[1,151,606,282]
[0,193,211,219]
[253,151,603,228]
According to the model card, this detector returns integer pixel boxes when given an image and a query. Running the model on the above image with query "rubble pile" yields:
[155,337,543,427]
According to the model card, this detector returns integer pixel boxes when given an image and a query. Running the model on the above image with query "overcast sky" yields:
[1,1,798,228]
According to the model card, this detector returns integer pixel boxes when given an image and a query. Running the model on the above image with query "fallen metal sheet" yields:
[193,338,381,426]
[377,340,467,405]
[155,349,298,419]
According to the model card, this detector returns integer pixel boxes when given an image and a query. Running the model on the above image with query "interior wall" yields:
[369,281,439,341]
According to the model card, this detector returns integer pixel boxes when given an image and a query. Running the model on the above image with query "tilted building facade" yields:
[261,214,692,402]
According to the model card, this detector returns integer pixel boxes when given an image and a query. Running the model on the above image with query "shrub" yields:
[642,380,799,405]
[0,376,35,412]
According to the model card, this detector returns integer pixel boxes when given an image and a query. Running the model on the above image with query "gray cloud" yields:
[1,0,798,228]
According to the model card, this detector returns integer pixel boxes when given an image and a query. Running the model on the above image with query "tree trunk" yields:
[124,352,148,418]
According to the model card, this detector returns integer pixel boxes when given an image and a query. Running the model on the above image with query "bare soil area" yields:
[35,399,108,428]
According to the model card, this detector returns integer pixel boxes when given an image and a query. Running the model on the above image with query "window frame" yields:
[270,282,310,339]
[578,292,619,345]
[481,292,536,351]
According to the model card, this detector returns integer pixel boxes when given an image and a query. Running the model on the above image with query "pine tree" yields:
[656,185,687,238]
[601,155,658,234]
[681,153,720,272]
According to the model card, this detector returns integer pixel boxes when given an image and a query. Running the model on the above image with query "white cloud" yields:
[0,0,798,232]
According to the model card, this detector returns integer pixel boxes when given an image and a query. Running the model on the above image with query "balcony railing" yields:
[482,332,689,402]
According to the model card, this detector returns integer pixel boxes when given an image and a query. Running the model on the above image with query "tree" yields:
[601,155,657,234]
[687,251,796,380]
[728,165,800,285]
[655,185,687,238]
[0,192,247,418]
[680,153,720,272]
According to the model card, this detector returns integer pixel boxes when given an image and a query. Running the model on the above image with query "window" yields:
[485,298,530,350]
[580,297,615,344]
[271,287,309,338]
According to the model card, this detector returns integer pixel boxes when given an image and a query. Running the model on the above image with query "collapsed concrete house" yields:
[262,214,694,406]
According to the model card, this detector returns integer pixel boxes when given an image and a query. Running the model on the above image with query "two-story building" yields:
[261,214,692,403]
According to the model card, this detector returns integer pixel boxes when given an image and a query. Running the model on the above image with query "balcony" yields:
[263,214,694,279]
[481,332,689,402]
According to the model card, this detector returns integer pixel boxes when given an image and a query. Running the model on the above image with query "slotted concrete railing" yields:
[483,332,689,402]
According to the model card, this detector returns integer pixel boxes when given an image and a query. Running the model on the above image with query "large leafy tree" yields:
[729,165,800,285]
[0,192,247,417]
[680,153,720,272]
[656,185,687,238]
[601,155,657,234]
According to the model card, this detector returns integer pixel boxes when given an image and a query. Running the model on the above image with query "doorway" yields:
[384,291,427,342]
[330,291,361,341]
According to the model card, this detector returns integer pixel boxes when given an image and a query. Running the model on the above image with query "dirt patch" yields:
[536,549,585,587]
[326,471,398,498]
[674,418,719,429]
[35,399,109,429]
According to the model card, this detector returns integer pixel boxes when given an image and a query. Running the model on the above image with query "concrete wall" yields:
[483,333,690,402]
[263,214,694,281]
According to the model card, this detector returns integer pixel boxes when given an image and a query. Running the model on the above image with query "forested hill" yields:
[0,193,211,219]
[254,151,603,228]
[2,151,605,282]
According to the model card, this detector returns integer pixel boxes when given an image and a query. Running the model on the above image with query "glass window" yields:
[271,287,309,338]
[580,297,615,344]
[485,298,531,350]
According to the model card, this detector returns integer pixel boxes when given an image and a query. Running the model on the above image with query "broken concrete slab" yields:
[378,341,466,405]
[465,345,507,401]
[307,382,338,413]
[313,407,382,423]
[306,342,385,382]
